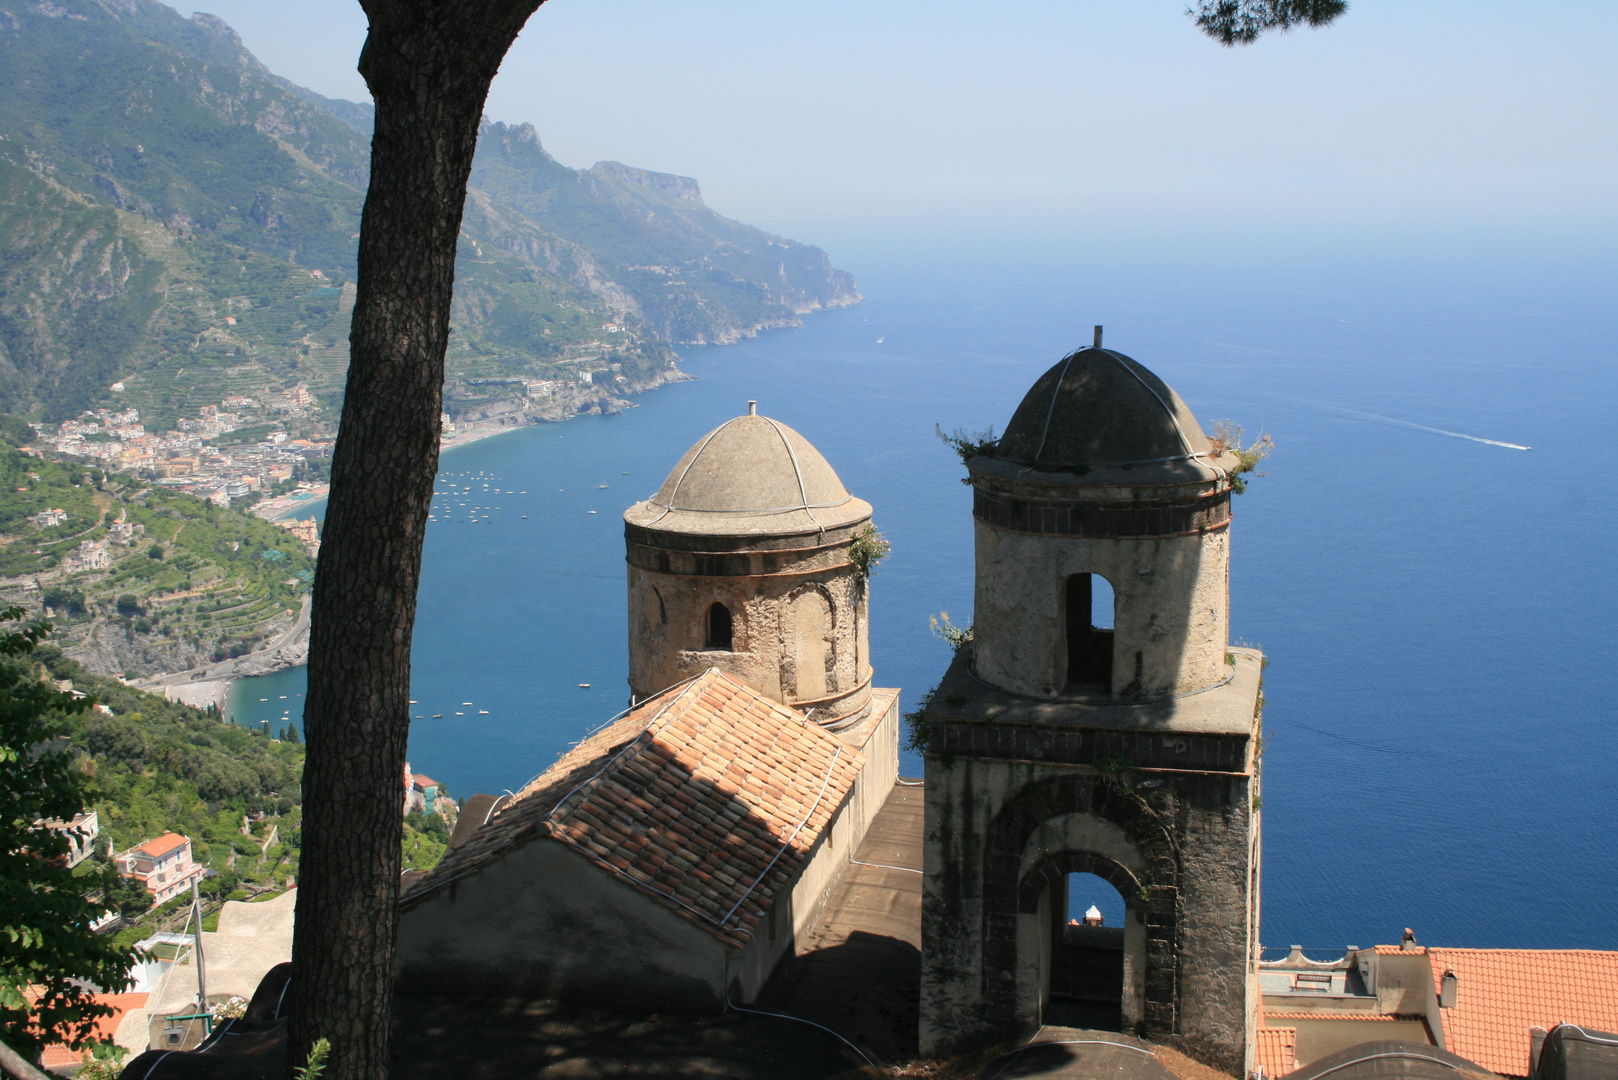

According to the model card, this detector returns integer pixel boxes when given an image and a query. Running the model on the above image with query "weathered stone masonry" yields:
[918,342,1263,1077]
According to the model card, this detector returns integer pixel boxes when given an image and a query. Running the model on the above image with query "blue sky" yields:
[193,1,1613,249]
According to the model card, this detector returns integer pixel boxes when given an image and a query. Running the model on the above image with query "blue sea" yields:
[228,230,1618,954]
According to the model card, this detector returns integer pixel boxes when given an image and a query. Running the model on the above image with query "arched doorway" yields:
[1048,872,1127,1029]
[1016,843,1151,1036]
[787,587,834,700]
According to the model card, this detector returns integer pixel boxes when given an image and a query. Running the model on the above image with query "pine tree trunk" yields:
[289,4,542,1078]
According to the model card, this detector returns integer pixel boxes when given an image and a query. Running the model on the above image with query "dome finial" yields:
[1093,325,1103,349]
[748,400,757,415]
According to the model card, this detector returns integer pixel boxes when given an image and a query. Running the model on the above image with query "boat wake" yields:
[1299,399,1530,450]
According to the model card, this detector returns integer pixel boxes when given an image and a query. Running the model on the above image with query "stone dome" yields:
[625,409,872,538]
[995,347,1214,471]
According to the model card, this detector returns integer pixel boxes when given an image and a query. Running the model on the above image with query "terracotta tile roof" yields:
[1375,944,1429,955]
[1261,1011,1411,1021]
[1255,1025,1298,1077]
[399,669,865,948]
[136,832,189,858]
[36,992,148,1067]
[1426,948,1618,1078]
[410,774,439,791]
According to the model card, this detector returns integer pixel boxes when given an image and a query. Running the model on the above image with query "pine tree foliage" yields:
[1190,0,1348,46]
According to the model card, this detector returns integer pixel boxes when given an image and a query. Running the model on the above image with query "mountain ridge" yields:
[0,0,858,424]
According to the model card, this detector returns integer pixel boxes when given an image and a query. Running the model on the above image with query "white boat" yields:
[461,702,473,706]
[578,683,591,689]
[478,709,489,715]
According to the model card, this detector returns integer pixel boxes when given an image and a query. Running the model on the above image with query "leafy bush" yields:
[935,424,998,465]
[1208,420,1274,494]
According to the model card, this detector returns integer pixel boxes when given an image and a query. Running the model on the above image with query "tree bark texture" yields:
[289,4,543,1078]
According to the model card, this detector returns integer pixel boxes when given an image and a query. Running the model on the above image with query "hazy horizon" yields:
[185,0,1614,252]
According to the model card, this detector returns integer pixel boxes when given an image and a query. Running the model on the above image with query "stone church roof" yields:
[624,410,872,538]
[399,669,865,948]
[994,347,1216,471]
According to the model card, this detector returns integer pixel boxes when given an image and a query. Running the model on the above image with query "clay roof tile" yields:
[1426,947,1618,1078]
[399,668,865,948]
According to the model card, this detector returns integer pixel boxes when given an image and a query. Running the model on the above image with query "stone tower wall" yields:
[971,523,1230,701]
[625,528,872,719]
[917,688,1261,1075]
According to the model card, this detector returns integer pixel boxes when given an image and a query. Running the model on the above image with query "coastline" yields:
[147,379,669,708]
[133,595,311,716]
[145,352,698,708]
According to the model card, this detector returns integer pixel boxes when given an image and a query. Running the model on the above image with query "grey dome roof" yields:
[625,412,871,537]
[995,347,1214,470]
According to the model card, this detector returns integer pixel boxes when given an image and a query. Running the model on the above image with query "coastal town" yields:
[28,388,330,515]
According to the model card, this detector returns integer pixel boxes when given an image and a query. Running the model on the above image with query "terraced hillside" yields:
[0,446,315,676]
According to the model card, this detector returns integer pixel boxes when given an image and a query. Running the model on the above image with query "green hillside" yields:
[21,645,452,935]
[0,446,316,675]
[468,123,861,345]
[0,0,857,426]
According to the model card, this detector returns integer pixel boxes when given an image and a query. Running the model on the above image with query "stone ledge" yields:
[922,646,1263,740]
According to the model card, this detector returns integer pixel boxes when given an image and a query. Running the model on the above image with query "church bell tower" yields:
[917,338,1263,1075]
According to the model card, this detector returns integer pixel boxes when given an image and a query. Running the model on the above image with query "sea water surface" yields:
[229,232,1618,953]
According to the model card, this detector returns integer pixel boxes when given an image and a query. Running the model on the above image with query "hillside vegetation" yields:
[17,645,453,945]
[0,445,315,676]
[0,0,858,427]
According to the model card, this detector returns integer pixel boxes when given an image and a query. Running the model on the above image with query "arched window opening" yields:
[1065,574,1114,686]
[705,602,733,651]
[1049,872,1126,1030]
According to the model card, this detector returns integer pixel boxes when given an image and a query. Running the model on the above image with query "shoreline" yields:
[156,677,234,713]
[135,596,311,716]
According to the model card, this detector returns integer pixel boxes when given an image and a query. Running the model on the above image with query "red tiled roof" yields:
[1427,948,1618,1078]
[399,669,865,947]
[36,992,148,1067]
[136,832,188,858]
[411,775,438,791]
[1255,1025,1297,1078]
[1261,1011,1411,1021]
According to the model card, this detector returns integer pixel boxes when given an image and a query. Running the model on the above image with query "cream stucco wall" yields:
[971,523,1229,702]
[396,840,734,1009]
